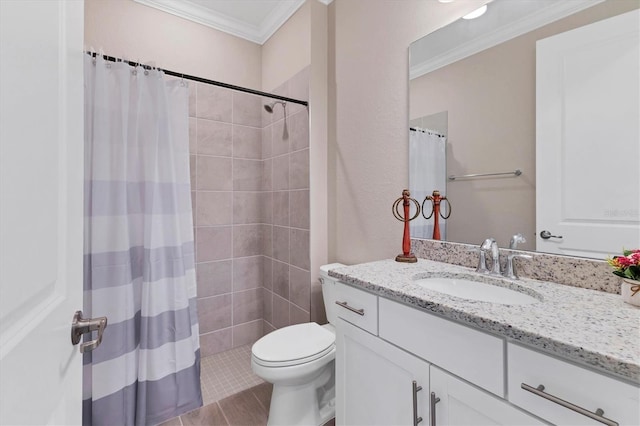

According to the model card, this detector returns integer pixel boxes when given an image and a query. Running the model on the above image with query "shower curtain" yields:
[409,128,447,240]
[83,54,202,425]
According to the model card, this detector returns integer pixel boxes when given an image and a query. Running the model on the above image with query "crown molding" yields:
[133,0,305,45]
[410,0,605,80]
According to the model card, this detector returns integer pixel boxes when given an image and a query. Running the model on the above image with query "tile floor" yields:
[159,344,335,426]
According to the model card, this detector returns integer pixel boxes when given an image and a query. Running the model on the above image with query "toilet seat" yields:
[252,323,336,368]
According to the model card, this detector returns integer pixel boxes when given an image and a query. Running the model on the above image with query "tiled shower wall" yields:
[189,67,310,357]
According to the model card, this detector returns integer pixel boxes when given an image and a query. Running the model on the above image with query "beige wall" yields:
[262,1,312,92]
[409,0,638,250]
[329,0,482,265]
[84,0,262,89]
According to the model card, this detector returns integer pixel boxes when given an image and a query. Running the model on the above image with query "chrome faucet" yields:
[476,238,501,275]
[503,253,533,280]
[509,233,526,249]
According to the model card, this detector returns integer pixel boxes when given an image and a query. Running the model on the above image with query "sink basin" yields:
[413,276,540,305]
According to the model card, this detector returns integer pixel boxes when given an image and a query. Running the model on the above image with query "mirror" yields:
[409,0,640,258]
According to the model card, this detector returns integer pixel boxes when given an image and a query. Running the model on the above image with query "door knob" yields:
[71,310,107,353]
[540,230,563,240]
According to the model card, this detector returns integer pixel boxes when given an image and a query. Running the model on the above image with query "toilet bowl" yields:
[251,263,344,426]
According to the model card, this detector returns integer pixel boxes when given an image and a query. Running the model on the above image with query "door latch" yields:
[71,310,107,353]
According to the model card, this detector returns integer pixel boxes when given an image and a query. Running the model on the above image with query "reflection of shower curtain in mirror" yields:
[409,128,447,240]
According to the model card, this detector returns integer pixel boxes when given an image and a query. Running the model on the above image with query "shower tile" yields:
[197,191,232,226]
[272,191,289,227]
[262,257,273,291]
[272,260,289,300]
[197,119,232,157]
[190,155,196,189]
[290,266,310,312]
[289,148,309,190]
[198,294,232,333]
[261,97,273,128]
[259,224,273,258]
[233,125,261,159]
[233,224,261,257]
[158,414,183,426]
[290,228,310,270]
[197,260,232,297]
[271,119,290,157]
[261,159,272,191]
[263,320,275,335]
[289,109,309,152]
[290,189,309,230]
[196,156,232,191]
[233,92,262,128]
[233,256,262,291]
[197,84,232,123]
[200,328,232,357]
[196,226,232,262]
[262,288,273,324]
[233,288,263,324]
[290,304,310,326]
[191,191,197,225]
[260,192,273,224]
[189,117,197,153]
[233,159,262,191]
[233,192,261,224]
[272,226,290,264]
[181,402,228,426]
[232,320,263,347]
[272,294,290,329]
[311,279,327,325]
[272,154,289,191]
[261,126,272,160]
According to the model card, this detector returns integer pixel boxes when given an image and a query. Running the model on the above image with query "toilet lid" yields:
[252,323,335,366]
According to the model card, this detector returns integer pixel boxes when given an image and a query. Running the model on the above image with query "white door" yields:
[0,1,84,424]
[536,9,640,259]
[430,366,543,426]
[335,319,430,426]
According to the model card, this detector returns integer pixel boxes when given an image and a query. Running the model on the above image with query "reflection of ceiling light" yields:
[462,4,487,19]
[438,0,455,3]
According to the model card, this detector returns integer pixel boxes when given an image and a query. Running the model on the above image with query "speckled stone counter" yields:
[328,259,640,383]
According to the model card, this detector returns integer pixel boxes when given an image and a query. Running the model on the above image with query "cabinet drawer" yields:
[508,343,640,426]
[335,282,378,335]
[379,298,505,397]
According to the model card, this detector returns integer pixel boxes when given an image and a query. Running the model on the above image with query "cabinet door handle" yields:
[412,380,423,425]
[430,392,440,426]
[521,383,618,426]
[335,301,364,316]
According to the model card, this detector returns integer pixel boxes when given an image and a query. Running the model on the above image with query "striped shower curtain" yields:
[83,54,202,425]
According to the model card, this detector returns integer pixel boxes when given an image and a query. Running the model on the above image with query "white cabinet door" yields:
[430,367,544,426]
[336,319,430,426]
[536,9,640,258]
[0,1,84,424]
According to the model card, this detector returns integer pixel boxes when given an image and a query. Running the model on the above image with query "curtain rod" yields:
[409,127,445,137]
[87,52,309,107]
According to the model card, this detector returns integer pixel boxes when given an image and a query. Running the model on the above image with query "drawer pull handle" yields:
[412,380,423,425]
[335,301,365,316]
[430,392,440,426]
[521,383,618,426]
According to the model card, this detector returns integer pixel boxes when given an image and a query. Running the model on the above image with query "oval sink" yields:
[413,277,540,305]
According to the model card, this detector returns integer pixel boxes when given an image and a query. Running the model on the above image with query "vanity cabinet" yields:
[336,319,430,426]
[334,281,639,426]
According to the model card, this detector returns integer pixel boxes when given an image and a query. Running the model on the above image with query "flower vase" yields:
[621,278,640,307]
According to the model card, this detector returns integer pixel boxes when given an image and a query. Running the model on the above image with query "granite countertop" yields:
[328,259,640,383]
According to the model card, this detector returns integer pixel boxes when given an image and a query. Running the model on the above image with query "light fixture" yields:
[438,0,455,3]
[462,4,487,19]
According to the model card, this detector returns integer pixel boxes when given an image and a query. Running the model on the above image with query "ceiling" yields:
[133,0,331,45]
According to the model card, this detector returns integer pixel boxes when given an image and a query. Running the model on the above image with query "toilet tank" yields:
[319,263,345,326]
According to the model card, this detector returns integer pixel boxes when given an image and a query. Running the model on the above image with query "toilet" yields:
[251,263,344,426]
